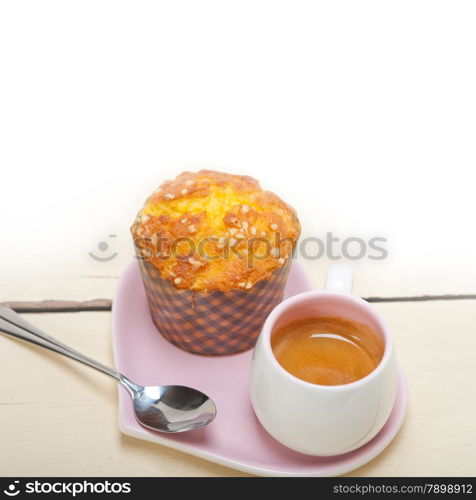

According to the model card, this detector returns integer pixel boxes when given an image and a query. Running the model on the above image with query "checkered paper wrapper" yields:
[137,258,292,356]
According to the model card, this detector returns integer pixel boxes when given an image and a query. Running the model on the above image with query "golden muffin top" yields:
[131,170,301,291]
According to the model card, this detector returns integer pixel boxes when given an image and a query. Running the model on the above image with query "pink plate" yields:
[112,260,408,477]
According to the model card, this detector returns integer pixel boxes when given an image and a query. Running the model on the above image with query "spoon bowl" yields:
[132,385,217,433]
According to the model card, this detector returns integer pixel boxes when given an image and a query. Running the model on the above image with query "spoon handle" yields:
[0,305,123,383]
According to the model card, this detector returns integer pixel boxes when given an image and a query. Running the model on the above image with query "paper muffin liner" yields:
[137,257,292,356]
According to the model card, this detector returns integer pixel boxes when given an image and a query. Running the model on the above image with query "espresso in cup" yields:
[250,285,398,455]
[271,316,384,386]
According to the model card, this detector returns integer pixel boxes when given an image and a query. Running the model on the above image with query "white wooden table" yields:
[1,279,475,476]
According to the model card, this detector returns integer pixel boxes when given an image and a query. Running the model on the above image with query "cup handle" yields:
[325,264,353,294]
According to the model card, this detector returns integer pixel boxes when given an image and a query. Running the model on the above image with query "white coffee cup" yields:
[250,265,398,456]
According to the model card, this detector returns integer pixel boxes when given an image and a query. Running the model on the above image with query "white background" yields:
[0,0,475,300]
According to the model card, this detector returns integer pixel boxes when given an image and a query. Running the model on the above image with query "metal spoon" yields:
[0,305,217,433]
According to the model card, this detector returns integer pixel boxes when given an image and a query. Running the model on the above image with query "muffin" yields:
[131,170,300,355]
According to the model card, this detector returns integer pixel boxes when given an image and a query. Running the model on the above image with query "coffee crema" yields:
[271,316,384,386]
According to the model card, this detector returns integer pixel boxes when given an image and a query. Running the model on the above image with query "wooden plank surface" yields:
[0,302,475,476]
[1,257,476,305]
